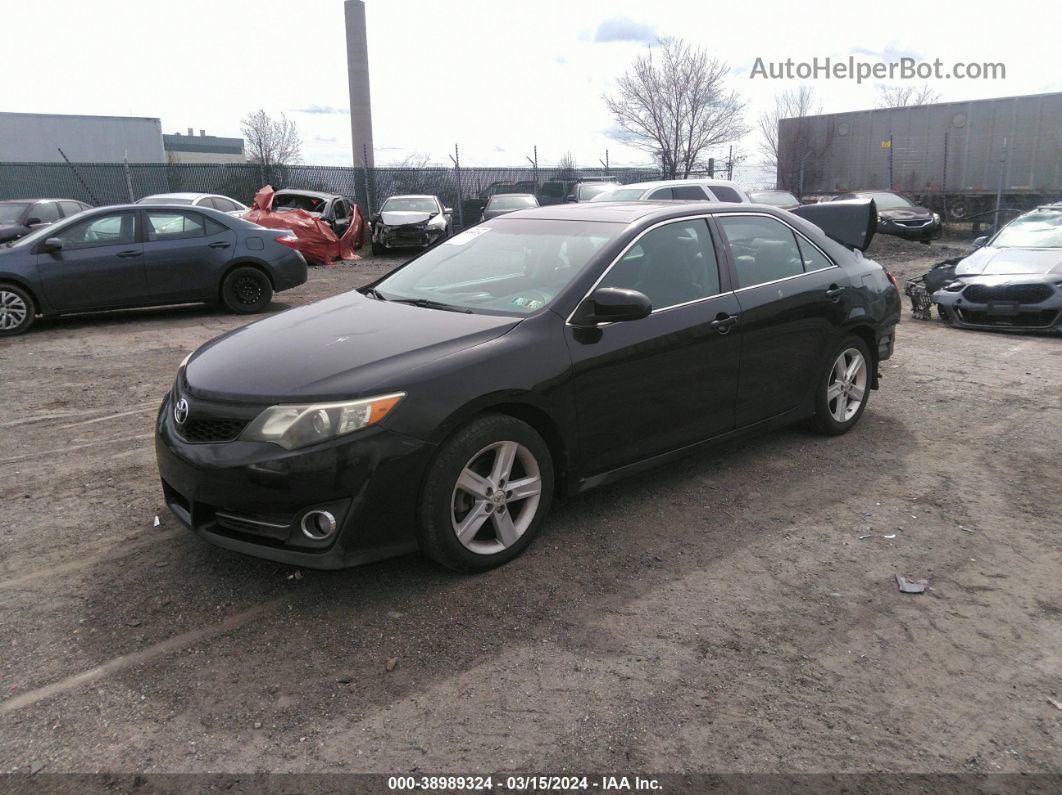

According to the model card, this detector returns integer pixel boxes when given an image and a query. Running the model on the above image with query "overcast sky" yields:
[5,0,1058,169]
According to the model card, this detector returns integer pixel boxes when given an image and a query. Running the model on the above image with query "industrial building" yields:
[0,111,166,163]
[163,128,245,163]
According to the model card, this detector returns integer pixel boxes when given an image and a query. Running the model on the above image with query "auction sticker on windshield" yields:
[446,227,491,246]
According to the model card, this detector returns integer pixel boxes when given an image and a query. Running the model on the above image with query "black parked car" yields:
[0,205,307,336]
[832,191,940,242]
[0,198,92,244]
[156,199,900,573]
[272,189,357,236]
[480,193,539,222]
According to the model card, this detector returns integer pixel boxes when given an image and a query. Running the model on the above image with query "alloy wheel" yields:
[450,440,543,555]
[826,347,868,423]
[0,290,28,331]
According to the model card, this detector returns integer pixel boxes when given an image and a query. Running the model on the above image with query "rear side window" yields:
[711,186,744,203]
[796,236,833,271]
[672,185,708,200]
[146,211,207,241]
[647,188,673,200]
[717,215,804,289]
[599,220,721,310]
[30,202,61,223]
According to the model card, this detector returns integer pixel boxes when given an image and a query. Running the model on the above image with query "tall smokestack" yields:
[345,0,375,167]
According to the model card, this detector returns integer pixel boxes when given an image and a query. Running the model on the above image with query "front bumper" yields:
[933,281,1062,333]
[373,224,445,249]
[878,218,941,241]
[154,393,433,568]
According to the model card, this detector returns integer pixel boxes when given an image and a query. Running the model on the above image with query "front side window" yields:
[599,220,721,311]
[374,218,619,315]
[146,211,207,241]
[711,186,745,203]
[333,200,349,220]
[53,212,136,250]
[718,215,804,288]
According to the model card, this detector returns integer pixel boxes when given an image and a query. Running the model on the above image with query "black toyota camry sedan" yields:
[0,205,307,336]
[156,199,900,573]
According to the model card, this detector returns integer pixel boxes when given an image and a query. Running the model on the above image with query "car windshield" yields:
[991,208,1062,248]
[752,191,799,207]
[0,203,30,223]
[577,183,619,201]
[858,192,915,210]
[590,188,645,202]
[371,218,620,315]
[488,195,537,210]
[138,196,193,205]
[382,197,438,213]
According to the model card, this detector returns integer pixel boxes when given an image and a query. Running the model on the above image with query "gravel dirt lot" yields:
[0,237,1059,780]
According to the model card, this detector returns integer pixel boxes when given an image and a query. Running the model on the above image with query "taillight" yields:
[276,233,299,249]
[886,271,899,291]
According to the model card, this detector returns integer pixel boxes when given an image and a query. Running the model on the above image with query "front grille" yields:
[177,417,247,443]
[956,308,1060,329]
[963,283,1054,303]
[895,219,931,228]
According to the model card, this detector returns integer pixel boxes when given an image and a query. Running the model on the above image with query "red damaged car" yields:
[242,186,365,265]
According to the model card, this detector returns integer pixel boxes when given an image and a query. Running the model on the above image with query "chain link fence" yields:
[0,161,680,230]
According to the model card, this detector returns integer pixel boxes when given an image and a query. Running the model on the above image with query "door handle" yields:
[116,250,142,258]
[825,284,846,300]
[208,241,231,249]
[709,312,738,334]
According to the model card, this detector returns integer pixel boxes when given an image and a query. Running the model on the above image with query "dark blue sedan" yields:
[0,204,307,336]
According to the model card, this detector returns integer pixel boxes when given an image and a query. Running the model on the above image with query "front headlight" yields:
[933,212,941,223]
[944,280,965,292]
[240,392,405,450]
[428,215,446,228]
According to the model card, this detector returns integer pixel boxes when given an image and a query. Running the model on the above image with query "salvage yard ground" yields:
[0,237,1059,776]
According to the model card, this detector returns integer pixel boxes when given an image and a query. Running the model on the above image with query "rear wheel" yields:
[0,283,35,336]
[371,240,385,256]
[221,267,272,314]
[809,336,871,436]
[419,414,554,573]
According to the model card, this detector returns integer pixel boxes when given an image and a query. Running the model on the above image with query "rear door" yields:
[37,211,146,310]
[715,212,849,426]
[142,209,236,302]
[565,216,741,475]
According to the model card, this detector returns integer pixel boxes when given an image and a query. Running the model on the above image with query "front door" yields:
[37,211,146,310]
[565,217,741,476]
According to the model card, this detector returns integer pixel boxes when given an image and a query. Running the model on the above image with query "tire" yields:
[0,283,35,336]
[371,240,385,256]
[938,305,960,327]
[419,414,554,573]
[809,336,872,436]
[221,267,272,314]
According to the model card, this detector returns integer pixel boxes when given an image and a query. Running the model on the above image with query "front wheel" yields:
[371,240,385,256]
[809,336,872,436]
[0,283,36,336]
[419,414,554,572]
[221,267,272,314]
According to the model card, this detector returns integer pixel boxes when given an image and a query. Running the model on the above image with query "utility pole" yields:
[994,136,1009,232]
[941,131,949,224]
[727,146,733,181]
[449,143,464,229]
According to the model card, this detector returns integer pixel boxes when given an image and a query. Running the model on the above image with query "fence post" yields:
[993,136,1008,232]
[449,143,464,230]
[122,154,135,202]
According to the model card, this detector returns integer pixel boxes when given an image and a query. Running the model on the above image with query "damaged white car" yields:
[370,195,453,255]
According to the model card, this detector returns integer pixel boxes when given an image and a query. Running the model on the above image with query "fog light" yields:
[300,509,337,540]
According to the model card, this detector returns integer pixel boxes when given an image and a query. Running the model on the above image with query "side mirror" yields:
[566,195,576,203]
[574,287,652,326]
[443,207,453,214]
[40,237,63,253]
[26,217,44,227]
[972,235,988,249]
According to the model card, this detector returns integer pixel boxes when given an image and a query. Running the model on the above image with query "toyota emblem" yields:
[174,398,189,425]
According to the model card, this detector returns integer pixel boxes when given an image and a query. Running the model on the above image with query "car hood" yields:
[878,207,932,221]
[955,246,1062,276]
[0,223,27,242]
[379,211,432,226]
[185,291,520,402]
[482,208,518,219]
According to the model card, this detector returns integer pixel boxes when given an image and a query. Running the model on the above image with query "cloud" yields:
[291,104,350,115]
[850,44,925,63]
[593,16,656,45]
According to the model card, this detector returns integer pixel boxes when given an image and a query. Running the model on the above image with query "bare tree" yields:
[877,84,940,108]
[556,151,578,177]
[758,87,820,195]
[385,151,435,168]
[604,38,747,179]
[241,109,303,167]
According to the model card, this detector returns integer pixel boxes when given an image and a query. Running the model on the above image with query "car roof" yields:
[498,200,765,223]
[274,188,337,200]
[0,198,81,203]
[613,178,745,191]
[139,192,212,200]
[385,194,437,200]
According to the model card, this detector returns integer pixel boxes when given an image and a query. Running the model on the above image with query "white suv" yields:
[590,178,750,204]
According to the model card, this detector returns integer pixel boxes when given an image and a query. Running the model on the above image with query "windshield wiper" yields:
[389,297,473,313]
[362,287,388,301]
